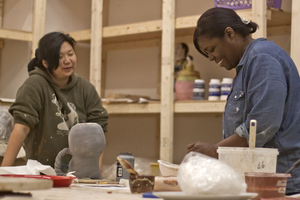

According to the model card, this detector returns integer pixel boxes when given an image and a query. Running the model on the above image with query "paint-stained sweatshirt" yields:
[9,67,108,167]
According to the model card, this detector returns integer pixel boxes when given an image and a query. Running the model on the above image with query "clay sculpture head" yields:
[54,123,106,179]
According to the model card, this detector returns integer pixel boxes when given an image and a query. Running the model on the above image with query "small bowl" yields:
[129,174,155,193]
[157,160,179,176]
[245,172,291,200]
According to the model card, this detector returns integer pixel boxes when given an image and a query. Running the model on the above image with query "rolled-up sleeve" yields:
[9,83,41,130]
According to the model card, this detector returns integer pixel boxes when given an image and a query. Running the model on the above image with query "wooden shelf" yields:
[0,28,32,41]
[102,102,160,114]
[0,8,290,44]
[267,8,291,27]
[174,101,226,113]
[69,9,254,43]
[102,101,226,114]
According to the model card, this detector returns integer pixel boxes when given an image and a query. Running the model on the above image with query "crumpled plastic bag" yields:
[177,152,247,196]
[0,106,14,143]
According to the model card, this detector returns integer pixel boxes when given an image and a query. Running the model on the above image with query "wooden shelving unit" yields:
[0,0,298,163]
[0,0,46,58]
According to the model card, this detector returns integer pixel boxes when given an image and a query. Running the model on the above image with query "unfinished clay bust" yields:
[54,123,106,179]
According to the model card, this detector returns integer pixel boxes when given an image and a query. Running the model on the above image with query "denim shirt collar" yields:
[235,38,267,74]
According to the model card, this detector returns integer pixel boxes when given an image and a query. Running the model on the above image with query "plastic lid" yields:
[217,147,279,154]
[194,79,204,83]
[222,78,233,83]
[209,79,221,84]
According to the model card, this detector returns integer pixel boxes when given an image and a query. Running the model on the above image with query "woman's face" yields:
[197,35,238,70]
[52,41,77,82]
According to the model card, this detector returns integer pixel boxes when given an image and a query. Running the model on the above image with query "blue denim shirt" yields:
[223,38,300,194]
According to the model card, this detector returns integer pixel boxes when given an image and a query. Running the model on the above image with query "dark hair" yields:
[193,7,258,58]
[27,32,76,76]
[181,43,189,57]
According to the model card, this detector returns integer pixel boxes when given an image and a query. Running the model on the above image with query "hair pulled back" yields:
[27,32,76,76]
[193,7,258,57]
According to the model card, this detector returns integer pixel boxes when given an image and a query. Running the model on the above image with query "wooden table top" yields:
[0,183,163,200]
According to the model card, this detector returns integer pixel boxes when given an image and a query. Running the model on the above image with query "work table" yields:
[1,184,162,200]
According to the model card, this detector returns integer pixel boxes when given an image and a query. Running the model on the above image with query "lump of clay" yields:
[55,123,106,179]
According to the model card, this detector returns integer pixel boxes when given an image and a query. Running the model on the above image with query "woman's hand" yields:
[186,133,249,159]
[187,141,218,158]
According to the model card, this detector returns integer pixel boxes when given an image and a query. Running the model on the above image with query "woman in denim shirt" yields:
[187,7,300,194]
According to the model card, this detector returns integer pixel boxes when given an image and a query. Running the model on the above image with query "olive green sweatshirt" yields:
[9,67,108,167]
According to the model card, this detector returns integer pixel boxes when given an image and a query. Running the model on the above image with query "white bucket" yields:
[217,147,279,178]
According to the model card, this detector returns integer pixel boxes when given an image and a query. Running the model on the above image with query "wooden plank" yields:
[252,0,267,39]
[102,102,160,114]
[31,0,46,58]
[69,29,91,42]
[63,8,290,47]
[0,0,3,27]
[291,0,300,73]
[101,49,107,98]
[66,9,255,45]
[103,39,160,51]
[0,28,32,41]
[103,20,161,38]
[160,0,175,163]
[90,0,103,95]
[267,8,291,27]
[174,101,226,113]
[175,15,198,29]
[101,101,227,114]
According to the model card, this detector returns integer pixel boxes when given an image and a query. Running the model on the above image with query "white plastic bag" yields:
[177,152,247,196]
[0,106,14,143]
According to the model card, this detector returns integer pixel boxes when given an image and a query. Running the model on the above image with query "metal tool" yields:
[285,159,300,174]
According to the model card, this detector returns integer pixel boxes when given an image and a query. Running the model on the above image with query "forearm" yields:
[1,124,30,166]
[99,148,105,173]
[187,133,248,159]
[217,133,248,147]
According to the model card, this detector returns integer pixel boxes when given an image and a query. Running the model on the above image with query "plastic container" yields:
[245,172,291,200]
[157,160,179,176]
[193,79,205,89]
[208,88,220,100]
[129,174,155,194]
[217,147,279,178]
[214,0,282,10]
[150,163,160,176]
[220,78,232,100]
[193,79,205,100]
[208,79,221,101]
[116,153,135,182]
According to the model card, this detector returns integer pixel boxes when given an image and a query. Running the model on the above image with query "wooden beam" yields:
[0,28,32,41]
[31,0,46,58]
[67,9,255,44]
[69,29,91,42]
[291,0,300,73]
[103,39,160,51]
[252,0,267,38]
[102,102,161,114]
[90,0,103,95]
[160,0,175,163]
[174,101,226,113]
[0,0,3,27]
[103,20,161,38]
